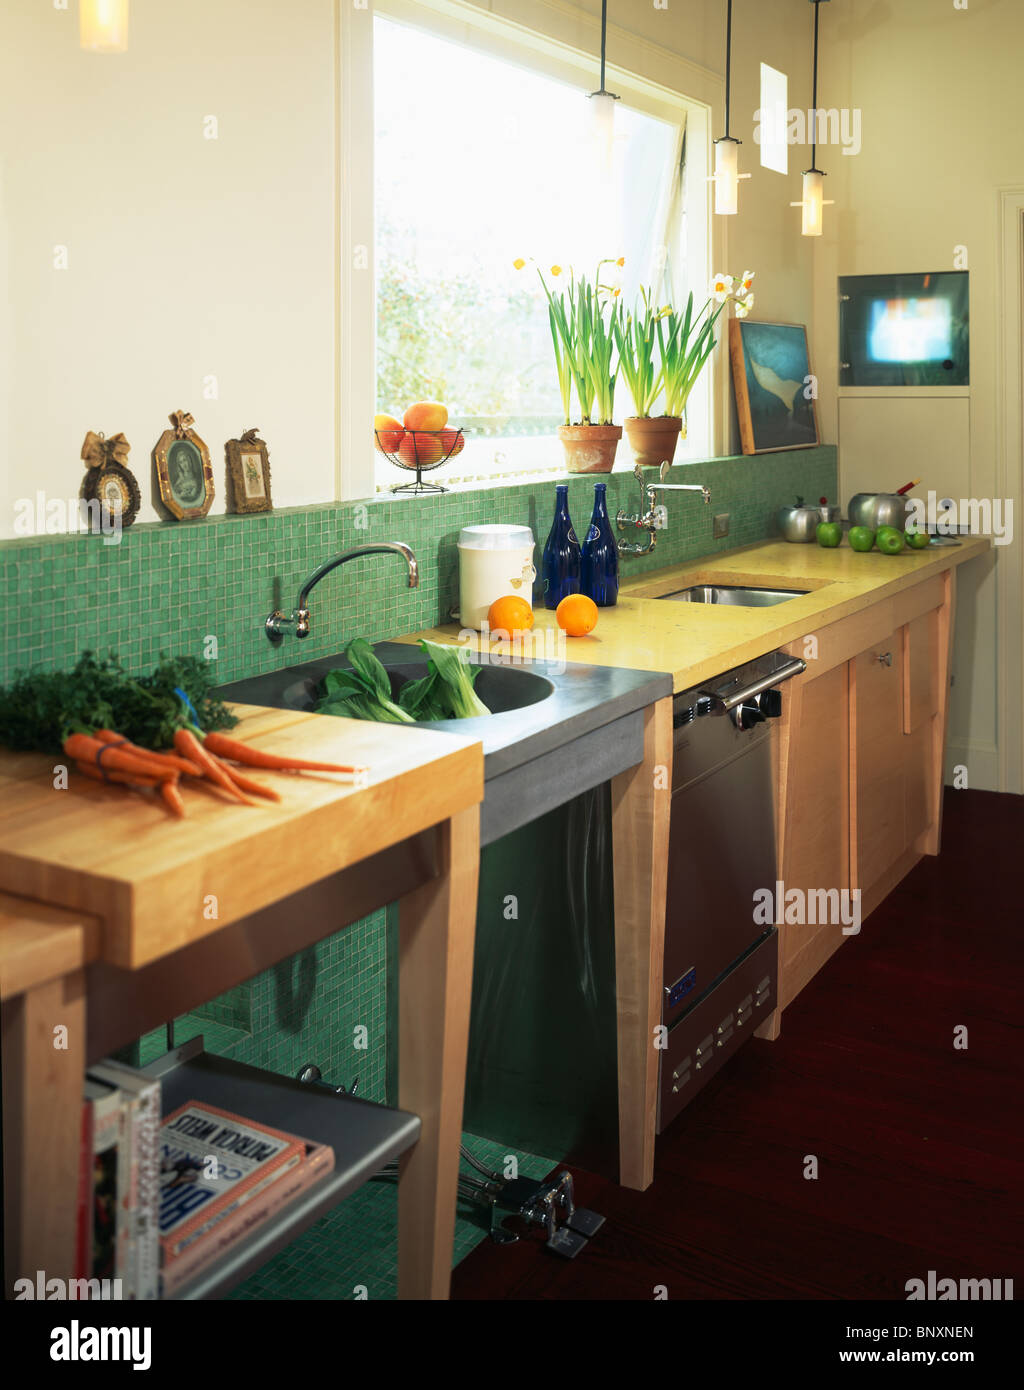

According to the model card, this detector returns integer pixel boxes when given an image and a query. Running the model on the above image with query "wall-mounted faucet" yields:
[616,461,711,556]
[265,541,419,643]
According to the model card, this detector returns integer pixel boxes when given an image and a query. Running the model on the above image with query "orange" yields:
[556,593,598,637]
[487,594,534,634]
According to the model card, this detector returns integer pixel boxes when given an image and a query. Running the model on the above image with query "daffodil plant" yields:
[658,270,755,418]
[515,257,624,426]
[614,287,671,418]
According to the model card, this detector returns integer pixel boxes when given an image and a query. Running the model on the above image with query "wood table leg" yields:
[396,806,479,1299]
[611,695,672,1192]
[3,970,86,1294]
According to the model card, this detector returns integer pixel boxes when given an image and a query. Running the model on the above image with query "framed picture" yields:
[153,411,215,521]
[225,429,273,514]
[80,430,141,530]
[729,320,821,455]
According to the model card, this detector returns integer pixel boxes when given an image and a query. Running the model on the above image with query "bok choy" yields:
[315,637,491,724]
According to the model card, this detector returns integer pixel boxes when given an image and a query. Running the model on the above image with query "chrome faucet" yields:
[616,461,711,556]
[265,542,419,643]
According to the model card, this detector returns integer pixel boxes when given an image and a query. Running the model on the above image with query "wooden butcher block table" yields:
[0,705,483,1300]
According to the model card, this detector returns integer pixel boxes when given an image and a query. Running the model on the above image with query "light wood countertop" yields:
[0,707,483,969]
[399,537,992,692]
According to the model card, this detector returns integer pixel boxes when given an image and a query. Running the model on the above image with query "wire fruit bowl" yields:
[375,427,466,495]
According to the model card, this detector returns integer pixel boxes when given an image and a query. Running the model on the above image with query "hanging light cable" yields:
[791,0,835,236]
[587,0,620,180]
[711,0,750,215]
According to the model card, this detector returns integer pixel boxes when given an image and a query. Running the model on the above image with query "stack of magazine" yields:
[79,1061,335,1299]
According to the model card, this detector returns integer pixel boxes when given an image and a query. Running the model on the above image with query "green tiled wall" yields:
[0,447,836,687]
[1,447,836,1292]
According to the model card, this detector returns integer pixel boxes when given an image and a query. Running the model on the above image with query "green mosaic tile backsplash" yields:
[0,447,836,687]
[1,448,835,1294]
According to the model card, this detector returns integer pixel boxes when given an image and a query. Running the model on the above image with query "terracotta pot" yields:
[624,415,684,469]
[557,424,622,474]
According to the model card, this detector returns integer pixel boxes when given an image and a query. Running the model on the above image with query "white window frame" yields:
[337,0,724,500]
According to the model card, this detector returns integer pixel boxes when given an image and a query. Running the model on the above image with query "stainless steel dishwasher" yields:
[659,649,805,1131]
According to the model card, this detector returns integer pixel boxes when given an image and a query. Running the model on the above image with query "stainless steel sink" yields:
[662,584,809,608]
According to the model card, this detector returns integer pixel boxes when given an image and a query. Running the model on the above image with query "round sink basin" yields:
[387,661,553,716]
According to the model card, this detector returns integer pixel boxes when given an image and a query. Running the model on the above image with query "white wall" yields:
[0,0,337,533]
[0,0,822,539]
[812,0,1024,790]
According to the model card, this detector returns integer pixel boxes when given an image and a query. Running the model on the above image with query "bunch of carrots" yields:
[63,727,365,819]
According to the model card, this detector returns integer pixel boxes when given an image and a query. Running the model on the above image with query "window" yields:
[371,10,694,487]
[758,64,788,175]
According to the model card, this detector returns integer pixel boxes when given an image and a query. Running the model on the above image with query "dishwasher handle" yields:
[711,657,807,713]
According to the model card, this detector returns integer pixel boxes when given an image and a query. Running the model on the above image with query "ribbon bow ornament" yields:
[170,410,195,438]
[81,430,131,470]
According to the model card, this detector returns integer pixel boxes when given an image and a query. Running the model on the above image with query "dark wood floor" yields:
[452,788,1024,1300]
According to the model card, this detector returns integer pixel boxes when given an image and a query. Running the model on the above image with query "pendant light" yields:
[587,1,620,180]
[791,1,834,236]
[80,0,130,53]
[711,0,749,215]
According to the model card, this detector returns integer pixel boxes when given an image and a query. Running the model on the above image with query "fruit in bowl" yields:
[373,413,405,453]
[439,426,465,458]
[404,401,448,431]
[398,431,445,469]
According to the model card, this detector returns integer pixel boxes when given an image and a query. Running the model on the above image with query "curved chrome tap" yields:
[265,542,419,643]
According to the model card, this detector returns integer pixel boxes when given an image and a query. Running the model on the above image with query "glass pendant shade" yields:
[589,90,616,180]
[801,169,825,237]
[80,0,130,54]
[714,137,740,216]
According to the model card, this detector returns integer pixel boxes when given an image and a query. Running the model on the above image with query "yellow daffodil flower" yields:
[513,257,526,270]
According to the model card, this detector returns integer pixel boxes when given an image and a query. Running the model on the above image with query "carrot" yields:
[64,733,173,781]
[211,760,282,802]
[173,728,253,805]
[94,730,204,778]
[75,761,162,790]
[202,731,366,775]
[160,780,187,818]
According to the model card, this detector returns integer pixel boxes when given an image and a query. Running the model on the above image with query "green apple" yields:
[904,529,931,549]
[816,521,842,548]
[848,526,876,552]
[876,526,905,555]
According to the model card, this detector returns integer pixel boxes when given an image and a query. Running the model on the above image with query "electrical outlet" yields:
[713,512,730,538]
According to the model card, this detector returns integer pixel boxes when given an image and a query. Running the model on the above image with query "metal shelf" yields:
[142,1038,419,1300]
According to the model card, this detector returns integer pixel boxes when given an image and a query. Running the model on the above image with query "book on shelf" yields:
[160,1139,335,1297]
[83,1077,123,1285]
[159,1102,306,1264]
[88,1060,162,1300]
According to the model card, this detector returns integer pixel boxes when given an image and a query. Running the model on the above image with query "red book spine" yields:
[75,1096,94,1279]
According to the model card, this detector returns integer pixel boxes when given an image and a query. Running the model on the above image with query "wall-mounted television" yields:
[839,271,969,386]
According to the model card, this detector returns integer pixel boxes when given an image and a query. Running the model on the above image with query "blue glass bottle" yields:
[581,482,619,606]
[541,484,581,609]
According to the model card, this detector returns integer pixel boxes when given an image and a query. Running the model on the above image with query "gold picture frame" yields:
[225,429,273,514]
[153,411,215,521]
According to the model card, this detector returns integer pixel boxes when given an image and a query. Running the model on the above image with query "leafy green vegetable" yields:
[315,638,491,725]
[417,640,490,719]
[0,652,238,755]
[314,640,413,724]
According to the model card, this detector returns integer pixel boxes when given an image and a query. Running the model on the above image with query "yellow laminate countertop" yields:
[398,536,991,692]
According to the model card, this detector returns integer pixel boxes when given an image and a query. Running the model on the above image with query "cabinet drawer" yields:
[659,930,778,1132]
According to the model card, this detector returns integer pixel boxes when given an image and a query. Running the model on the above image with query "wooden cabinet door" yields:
[775,662,850,1011]
[903,610,941,848]
[852,634,906,893]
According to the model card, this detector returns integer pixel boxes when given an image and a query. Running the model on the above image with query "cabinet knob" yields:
[876,651,893,666]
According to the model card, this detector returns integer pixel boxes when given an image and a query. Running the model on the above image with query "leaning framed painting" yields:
[729,320,820,455]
